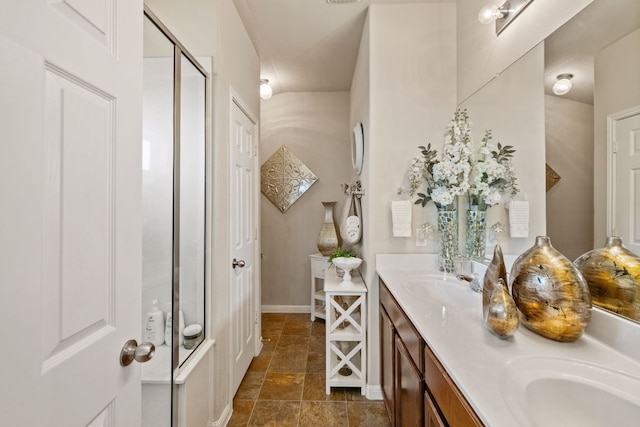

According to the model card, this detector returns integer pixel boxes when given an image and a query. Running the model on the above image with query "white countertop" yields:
[376,254,640,427]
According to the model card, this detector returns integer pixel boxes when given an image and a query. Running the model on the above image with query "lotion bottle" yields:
[144,300,165,346]
[164,303,173,346]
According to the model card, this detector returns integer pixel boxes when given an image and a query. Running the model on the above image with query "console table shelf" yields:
[309,253,329,320]
[324,265,367,395]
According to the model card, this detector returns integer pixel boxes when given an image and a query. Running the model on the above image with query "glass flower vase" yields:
[437,209,458,273]
[466,208,487,260]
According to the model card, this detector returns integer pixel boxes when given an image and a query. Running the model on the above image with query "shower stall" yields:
[141,7,209,426]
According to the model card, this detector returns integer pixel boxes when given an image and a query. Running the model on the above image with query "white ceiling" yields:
[233,0,447,95]
[234,0,640,103]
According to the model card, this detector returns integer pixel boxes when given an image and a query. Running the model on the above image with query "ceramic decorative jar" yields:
[510,236,592,342]
[483,245,508,319]
[485,278,520,339]
[317,201,341,256]
[574,236,640,321]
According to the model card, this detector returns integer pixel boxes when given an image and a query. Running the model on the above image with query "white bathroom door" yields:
[0,1,143,426]
[612,110,640,254]
[230,97,258,396]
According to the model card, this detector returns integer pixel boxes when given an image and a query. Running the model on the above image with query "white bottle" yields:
[178,310,185,346]
[144,300,165,346]
[164,304,173,345]
[164,306,186,346]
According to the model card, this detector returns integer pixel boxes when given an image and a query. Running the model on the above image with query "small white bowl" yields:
[332,257,362,282]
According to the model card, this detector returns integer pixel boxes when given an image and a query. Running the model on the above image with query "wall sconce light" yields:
[260,79,272,100]
[552,73,573,96]
[478,2,507,25]
[478,0,534,35]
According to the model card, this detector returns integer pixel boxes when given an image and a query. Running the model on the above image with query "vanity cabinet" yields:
[380,280,483,427]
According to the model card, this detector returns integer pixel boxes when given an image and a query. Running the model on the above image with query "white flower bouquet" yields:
[468,130,519,210]
[409,109,473,210]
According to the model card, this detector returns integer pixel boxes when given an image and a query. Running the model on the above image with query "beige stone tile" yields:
[267,349,307,373]
[247,350,273,373]
[309,335,325,353]
[306,351,326,373]
[285,313,312,323]
[346,401,391,426]
[261,313,288,323]
[258,372,305,400]
[281,321,311,336]
[228,400,255,427]
[299,401,348,427]
[276,335,310,352]
[235,372,265,400]
[261,321,284,337]
[345,388,368,401]
[311,320,326,336]
[302,373,345,401]
[248,400,300,427]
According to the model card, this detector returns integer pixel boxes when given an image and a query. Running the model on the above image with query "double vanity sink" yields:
[376,254,640,427]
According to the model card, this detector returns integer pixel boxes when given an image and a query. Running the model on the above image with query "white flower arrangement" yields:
[408,109,473,210]
[468,130,519,210]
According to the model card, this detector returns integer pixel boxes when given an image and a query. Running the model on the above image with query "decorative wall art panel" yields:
[261,145,318,213]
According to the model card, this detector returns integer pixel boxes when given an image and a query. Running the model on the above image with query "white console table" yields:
[309,253,328,321]
[324,264,367,395]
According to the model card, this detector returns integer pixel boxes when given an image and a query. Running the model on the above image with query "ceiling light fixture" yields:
[552,73,574,96]
[260,79,272,100]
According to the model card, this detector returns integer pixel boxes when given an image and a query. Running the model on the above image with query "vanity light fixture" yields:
[479,0,534,35]
[552,73,574,96]
[260,79,272,100]
[478,2,507,25]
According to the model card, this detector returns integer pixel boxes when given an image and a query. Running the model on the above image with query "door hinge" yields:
[613,140,618,154]
[254,227,258,240]
[254,312,259,324]
[253,143,258,157]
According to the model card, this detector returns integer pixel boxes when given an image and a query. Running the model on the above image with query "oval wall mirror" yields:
[352,122,364,175]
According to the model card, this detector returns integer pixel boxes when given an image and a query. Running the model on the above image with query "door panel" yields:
[613,112,640,254]
[0,1,142,425]
[230,99,257,396]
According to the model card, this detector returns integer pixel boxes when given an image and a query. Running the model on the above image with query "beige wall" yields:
[457,0,592,103]
[352,2,457,393]
[545,95,594,260]
[260,91,353,308]
[594,28,640,245]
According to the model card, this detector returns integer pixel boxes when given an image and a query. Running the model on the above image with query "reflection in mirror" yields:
[544,0,640,322]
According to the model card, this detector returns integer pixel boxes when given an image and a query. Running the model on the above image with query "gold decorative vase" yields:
[510,236,591,342]
[317,201,341,256]
[484,278,519,339]
[483,245,508,320]
[574,236,640,321]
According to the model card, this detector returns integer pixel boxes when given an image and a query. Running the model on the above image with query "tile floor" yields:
[228,313,391,427]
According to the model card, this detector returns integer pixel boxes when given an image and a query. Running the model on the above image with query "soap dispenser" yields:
[144,300,165,346]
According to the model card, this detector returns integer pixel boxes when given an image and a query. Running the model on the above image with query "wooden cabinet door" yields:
[395,335,424,427]
[425,392,446,427]
[380,305,396,425]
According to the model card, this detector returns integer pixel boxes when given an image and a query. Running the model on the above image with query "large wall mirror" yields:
[462,0,640,325]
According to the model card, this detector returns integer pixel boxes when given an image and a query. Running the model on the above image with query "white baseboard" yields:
[261,305,310,313]
[366,384,383,400]
[210,402,231,427]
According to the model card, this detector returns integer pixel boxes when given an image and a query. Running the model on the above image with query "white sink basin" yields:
[501,356,640,427]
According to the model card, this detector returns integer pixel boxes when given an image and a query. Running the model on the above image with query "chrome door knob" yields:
[232,258,246,269]
[120,339,155,366]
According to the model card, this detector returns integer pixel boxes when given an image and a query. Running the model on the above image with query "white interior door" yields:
[612,110,640,254]
[0,1,143,425]
[230,98,258,396]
